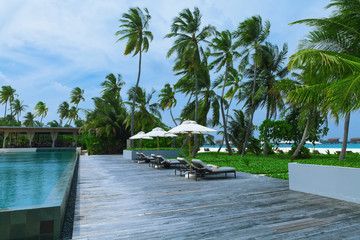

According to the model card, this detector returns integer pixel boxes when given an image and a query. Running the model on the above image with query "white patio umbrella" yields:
[144,127,177,154]
[129,131,153,151]
[168,120,217,171]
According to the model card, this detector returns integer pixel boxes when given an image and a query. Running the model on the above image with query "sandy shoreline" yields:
[199,147,360,154]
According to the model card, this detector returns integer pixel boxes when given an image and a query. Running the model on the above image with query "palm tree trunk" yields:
[193,70,199,157]
[170,108,177,126]
[217,136,224,153]
[181,135,189,148]
[339,112,350,160]
[263,103,270,157]
[241,62,258,157]
[220,63,233,155]
[131,48,142,148]
[4,101,7,117]
[292,118,310,160]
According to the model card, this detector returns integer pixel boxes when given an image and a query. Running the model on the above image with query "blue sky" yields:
[0,0,358,140]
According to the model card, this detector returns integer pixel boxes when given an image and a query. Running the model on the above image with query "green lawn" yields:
[195,152,360,180]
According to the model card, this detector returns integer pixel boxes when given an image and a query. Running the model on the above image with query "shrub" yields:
[288,145,310,159]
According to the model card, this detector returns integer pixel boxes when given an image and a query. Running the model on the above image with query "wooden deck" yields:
[72,155,360,239]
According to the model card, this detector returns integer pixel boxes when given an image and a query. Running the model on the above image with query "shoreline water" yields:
[199,146,360,154]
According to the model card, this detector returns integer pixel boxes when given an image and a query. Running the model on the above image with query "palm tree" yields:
[23,112,35,127]
[234,15,270,157]
[101,73,125,100]
[209,30,240,155]
[34,101,48,125]
[158,83,177,126]
[0,86,17,117]
[11,99,28,122]
[248,42,289,155]
[67,106,78,126]
[213,67,243,152]
[116,7,153,144]
[70,87,85,111]
[124,87,161,132]
[289,0,360,159]
[57,101,70,125]
[165,7,215,153]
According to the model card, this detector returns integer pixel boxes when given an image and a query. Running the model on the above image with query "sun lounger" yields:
[135,152,153,163]
[175,157,194,176]
[155,155,182,168]
[191,159,236,180]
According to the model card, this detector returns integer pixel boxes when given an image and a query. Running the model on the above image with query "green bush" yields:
[288,145,311,159]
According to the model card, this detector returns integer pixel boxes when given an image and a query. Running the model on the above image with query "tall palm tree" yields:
[57,101,70,125]
[165,7,215,153]
[34,101,48,125]
[116,7,153,144]
[246,42,288,155]
[70,87,85,111]
[213,67,243,152]
[234,15,270,157]
[101,73,125,100]
[289,0,360,159]
[158,83,177,126]
[124,87,161,132]
[209,30,240,155]
[0,86,17,117]
[23,112,35,127]
[67,106,78,126]
[11,99,28,122]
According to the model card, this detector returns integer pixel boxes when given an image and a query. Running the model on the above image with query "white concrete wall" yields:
[289,163,360,204]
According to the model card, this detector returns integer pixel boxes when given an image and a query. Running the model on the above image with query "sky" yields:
[0,0,358,140]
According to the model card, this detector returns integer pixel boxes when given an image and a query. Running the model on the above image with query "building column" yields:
[2,131,9,148]
[51,132,58,148]
[27,131,35,147]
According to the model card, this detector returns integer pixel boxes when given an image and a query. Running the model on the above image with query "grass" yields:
[196,152,360,180]
[125,147,181,151]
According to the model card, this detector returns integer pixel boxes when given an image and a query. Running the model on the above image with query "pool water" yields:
[0,151,76,209]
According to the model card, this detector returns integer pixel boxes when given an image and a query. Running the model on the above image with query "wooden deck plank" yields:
[71,155,360,239]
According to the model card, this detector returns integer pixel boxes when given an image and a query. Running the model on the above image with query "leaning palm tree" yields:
[11,99,28,122]
[158,83,177,126]
[57,101,70,125]
[116,7,153,144]
[67,106,78,126]
[124,86,161,133]
[209,30,240,155]
[23,112,35,127]
[234,15,270,157]
[165,7,215,153]
[101,73,125,100]
[34,101,48,125]
[289,0,360,159]
[0,86,18,117]
[70,87,85,111]
[246,42,288,155]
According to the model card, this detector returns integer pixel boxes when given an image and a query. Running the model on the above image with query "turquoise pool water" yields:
[0,151,76,209]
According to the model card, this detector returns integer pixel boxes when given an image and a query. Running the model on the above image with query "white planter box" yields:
[123,149,183,160]
[289,163,360,204]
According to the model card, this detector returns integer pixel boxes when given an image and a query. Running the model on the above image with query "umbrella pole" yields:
[140,139,142,152]
[188,133,192,172]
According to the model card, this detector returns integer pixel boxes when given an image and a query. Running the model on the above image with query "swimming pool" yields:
[0,150,78,240]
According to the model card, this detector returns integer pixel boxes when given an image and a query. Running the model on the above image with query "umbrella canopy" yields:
[168,120,217,135]
[129,131,153,150]
[145,127,177,153]
[168,120,217,172]
[130,131,153,140]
